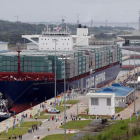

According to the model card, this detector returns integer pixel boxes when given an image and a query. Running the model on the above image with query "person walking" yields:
[61,120,63,125]
[47,126,50,131]
[70,113,72,118]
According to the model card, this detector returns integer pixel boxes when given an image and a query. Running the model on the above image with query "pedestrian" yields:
[6,122,9,134]
[71,113,72,118]
[21,135,22,140]
[61,120,63,125]
[33,127,34,132]
[92,115,94,120]
[121,116,122,120]
[35,116,37,121]
[47,126,50,131]
[26,113,27,118]
[66,115,67,120]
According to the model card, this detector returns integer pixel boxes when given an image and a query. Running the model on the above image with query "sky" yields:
[0,0,140,23]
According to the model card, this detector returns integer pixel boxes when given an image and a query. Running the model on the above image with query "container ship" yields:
[0,25,122,113]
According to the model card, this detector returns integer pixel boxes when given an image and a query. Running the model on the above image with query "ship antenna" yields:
[17,47,21,76]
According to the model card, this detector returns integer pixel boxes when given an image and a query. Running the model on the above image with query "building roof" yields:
[86,93,114,98]
[93,83,134,97]
[0,41,8,44]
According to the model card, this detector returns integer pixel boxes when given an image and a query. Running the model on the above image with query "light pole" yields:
[52,39,58,108]
[130,109,132,121]
[134,42,136,117]
[59,56,70,140]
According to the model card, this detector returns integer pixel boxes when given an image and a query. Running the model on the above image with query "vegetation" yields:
[115,107,125,113]
[65,100,80,104]
[0,20,135,45]
[0,121,41,139]
[41,134,75,140]
[94,33,116,40]
[60,120,92,130]
[81,117,140,140]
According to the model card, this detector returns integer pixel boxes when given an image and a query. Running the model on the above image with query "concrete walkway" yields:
[23,94,88,140]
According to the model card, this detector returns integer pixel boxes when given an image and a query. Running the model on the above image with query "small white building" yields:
[86,93,115,116]
[0,41,8,50]
[26,42,39,50]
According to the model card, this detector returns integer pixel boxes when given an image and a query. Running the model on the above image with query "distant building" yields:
[86,92,115,116]
[26,42,39,50]
[0,41,8,50]
[94,83,135,108]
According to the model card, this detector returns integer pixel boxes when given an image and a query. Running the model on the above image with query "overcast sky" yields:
[0,0,140,23]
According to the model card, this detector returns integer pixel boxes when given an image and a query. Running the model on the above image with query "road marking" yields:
[43,119,48,123]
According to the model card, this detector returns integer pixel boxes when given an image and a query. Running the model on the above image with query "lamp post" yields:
[134,42,136,117]
[130,109,132,121]
[52,39,58,108]
[58,56,71,140]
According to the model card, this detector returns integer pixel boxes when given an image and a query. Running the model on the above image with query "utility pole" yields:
[14,15,19,22]
[134,41,136,119]
[76,14,80,25]
[61,16,66,24]
[52,39,58,108]
[106,20,107,27]
[89,16,93,27]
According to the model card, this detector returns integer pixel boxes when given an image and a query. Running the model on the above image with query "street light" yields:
[130,109,132,121]
[52,39,58,108]
[58,56,71,140]
[134,41,136,118]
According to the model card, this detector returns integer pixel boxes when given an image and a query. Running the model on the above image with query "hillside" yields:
[0,20,135,45]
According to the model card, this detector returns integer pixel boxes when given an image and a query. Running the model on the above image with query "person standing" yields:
[6,122,9,134]
[61,120,63,125]
[47,126,50,131]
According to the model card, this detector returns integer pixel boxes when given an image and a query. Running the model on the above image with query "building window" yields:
[91,98,98,105]
[107,98,111,106]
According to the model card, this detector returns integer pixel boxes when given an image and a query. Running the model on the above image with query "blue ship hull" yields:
[0,64,121,113]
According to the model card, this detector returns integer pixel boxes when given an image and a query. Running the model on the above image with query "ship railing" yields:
[42,31,70,35]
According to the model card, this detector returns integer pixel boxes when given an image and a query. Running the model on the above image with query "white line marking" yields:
[43,119,48,123]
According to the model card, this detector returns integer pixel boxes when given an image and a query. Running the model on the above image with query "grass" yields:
[60,120,92,130]
[85,108,89,112]
[41,134,75,140]
[0,121,41,139]
[65,100,80,104]
[81,117,136,140]
[77,114,111,119]
[115,107,125,113]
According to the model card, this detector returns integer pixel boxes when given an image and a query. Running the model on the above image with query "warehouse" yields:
[0,41,8,50]
[86,92,115,116]
[91,83,134,108]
